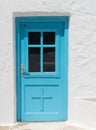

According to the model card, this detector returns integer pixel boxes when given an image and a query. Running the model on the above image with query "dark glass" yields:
[43,32,55,44]
[28,32,40,44]
[43,48,55,72]
[29,48,40,72]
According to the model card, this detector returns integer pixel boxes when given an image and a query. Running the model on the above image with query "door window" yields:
[43,32,55,44]
[28,32,40,45]
[29,48,40,72]
[43,48,55,72]
[28,32,56,73]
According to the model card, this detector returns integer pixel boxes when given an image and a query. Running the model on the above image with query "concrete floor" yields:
[0,122,88,130]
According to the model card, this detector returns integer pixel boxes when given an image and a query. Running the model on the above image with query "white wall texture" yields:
[0,0,96,129]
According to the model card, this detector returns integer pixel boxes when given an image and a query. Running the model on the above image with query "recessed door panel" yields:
[25,86,60,113]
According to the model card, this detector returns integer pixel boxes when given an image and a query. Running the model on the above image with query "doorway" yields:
[16,16,68,121]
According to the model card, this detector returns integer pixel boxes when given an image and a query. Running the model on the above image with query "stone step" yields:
[0,123,87,130]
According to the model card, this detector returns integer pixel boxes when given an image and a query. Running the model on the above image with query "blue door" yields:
[16,17,68,121]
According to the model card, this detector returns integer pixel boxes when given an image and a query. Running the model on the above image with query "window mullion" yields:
[40,32,43,72]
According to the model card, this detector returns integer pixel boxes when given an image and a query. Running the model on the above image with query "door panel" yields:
[25,85,60,113]
[20,21,67,121]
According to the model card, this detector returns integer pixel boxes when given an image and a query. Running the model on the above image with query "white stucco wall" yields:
[0,0,96,129]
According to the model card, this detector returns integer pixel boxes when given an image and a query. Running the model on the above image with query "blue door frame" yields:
[15,16,69,121]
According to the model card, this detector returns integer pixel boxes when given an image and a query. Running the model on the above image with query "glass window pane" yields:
[43,32,55,44]
[28,32,40,44]
[43,48,55,72]
[29,48,40,72]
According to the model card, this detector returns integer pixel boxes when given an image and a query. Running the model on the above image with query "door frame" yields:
[15,16,69,121]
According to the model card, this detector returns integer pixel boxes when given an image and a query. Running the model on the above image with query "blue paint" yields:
[15,20,21,121]
[16,16,69,121]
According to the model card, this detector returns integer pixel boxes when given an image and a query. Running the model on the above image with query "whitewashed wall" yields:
[0,0,96,129]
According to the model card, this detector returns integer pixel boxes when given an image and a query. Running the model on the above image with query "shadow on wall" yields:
[13,11,71,17]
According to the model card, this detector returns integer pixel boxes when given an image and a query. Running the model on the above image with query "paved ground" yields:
[0,122,88,130]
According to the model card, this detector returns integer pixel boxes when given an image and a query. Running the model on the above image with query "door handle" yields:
[21,64,30,76]
[21,64,24,76]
